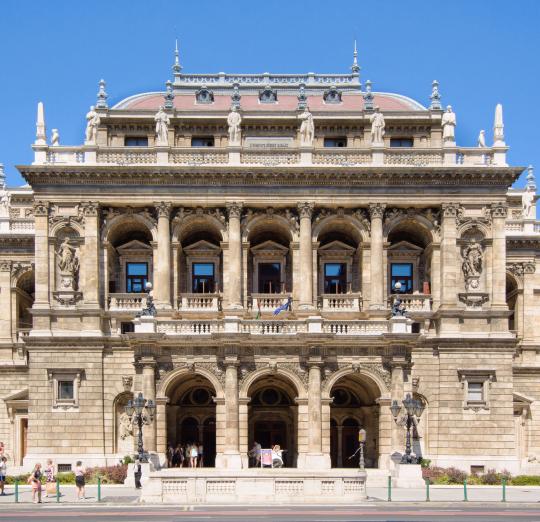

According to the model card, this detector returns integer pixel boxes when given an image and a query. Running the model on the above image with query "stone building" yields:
[1,49,539,480]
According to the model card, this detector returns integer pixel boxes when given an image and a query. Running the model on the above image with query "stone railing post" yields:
[154,202,172,308]
[226,203,243,309]
[369,204,385,310]
[298,202,314,309]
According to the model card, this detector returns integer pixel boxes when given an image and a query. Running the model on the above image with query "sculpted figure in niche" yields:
[154,106,170,146]
[522,187,535,219]
[298,107,314,146]
[441,105,456,142]
[461,239,483,290]
[369,106,385,145]
[85,106,100,143]
[118,412,133,440]
[227,106,242,146]
[57,238,79,276]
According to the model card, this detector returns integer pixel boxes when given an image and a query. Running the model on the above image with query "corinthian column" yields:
[224,356,242,468]
[440,203,459,307]
[32,201,51,334]
[82,202,100,306]
[491,202,508,309]
[298,202,314,309]
[154,202,172,308]
[226,203,243,309]
[369,204,385,309]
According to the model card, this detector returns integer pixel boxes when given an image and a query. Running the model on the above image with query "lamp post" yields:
[138,282,156,317]
[391,281,407,317]
[125,392,156,463]
[358,428,367,470]
[390,393,425,464]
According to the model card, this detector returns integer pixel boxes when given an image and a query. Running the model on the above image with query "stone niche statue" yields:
[154,106,170,146]
[298,107,315,146]
[369,106,385,145]
[85,106,100,144]
[116,409,134,454]
[441,105,456,143]
[56,238,79,291]
[227,106,242,146]
[461,239,483,290]
[522,186,535,219]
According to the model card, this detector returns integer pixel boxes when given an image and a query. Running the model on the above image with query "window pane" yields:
[191,136,214,147]
[125,137,148,147]
[391,263,413,293]
[325,263,345,277]
[58,381,74,400]
[390,138,413,148]
[467,382,483,402]
[193,263,214,276]
[324,137,347,148]
[259,263,280,277]
[127,263,148,276]
[391,264,412,277]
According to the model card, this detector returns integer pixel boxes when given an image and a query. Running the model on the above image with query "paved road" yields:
[0,504,540,521]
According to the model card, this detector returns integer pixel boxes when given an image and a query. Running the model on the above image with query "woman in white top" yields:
[74,461,86,500]
[0,457,6,495]
[190,444,198,468]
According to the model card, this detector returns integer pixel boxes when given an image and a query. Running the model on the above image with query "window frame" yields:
[390,262,414,294]
[124,136,149,147]
[458,369,496,411]
[258,262,282,294]
[324,262,348,294]
[191,262,216,294]
[125,262,148,294]
[323,137,348,148]
[191,136,215,147]
[390,137,414,148]
[47,369,83,411]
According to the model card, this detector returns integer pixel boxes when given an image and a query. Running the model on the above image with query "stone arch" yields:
[239,367,307,400]
[242,212,296,243]
[101,212,157,244]
[506,271,521,333]
[158,366,224,400]
[172,213,227,244]
[11,264,34,289]
[457,221,490,239]
[49,220,84,238]
[384,215,436,246]
[312,213,369,244]
[322,366,389,399]
[12,265,35,332]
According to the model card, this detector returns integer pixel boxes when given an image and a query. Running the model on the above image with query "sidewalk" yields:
[0,484,538,504]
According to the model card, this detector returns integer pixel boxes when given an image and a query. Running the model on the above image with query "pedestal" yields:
[133,316,157,333]
[389,316,412,334]
[393,463,424,488]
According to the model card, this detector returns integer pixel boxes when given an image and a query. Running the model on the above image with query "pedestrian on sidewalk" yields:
[134,458,142,489]
[28,463,42,503]
[0,456,7,495]
[44,459,55,498]
[198,443,204,468]
[74,461,86,500]
[190,443,198,468]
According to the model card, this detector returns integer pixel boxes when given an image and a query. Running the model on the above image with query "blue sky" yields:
[1,0,538,188]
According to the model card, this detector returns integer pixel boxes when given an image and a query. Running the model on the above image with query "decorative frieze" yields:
[508,262,536,278]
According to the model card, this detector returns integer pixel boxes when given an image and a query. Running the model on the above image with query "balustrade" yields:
[156,320,223,335]
[323,320,388,335]
[178,293,221,312]
[321,293,362,312]
[251,293,292,312]
[389,294,432,312]
[109,293,147,311]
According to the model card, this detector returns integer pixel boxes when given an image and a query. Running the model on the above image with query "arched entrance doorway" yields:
[247,375,298,468]
[329,374,381,468]
[166,375,216,467]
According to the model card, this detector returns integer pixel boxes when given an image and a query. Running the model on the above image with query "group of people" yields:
[167,443,204,468]
[25,459,86,503]
[248,442,285,468]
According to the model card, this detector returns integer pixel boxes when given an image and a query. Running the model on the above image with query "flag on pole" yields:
[273,296,292,316]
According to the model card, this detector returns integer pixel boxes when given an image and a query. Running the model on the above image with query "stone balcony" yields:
[109,293,147,311]
[320,293,362,312]
[34,145,507,167]
[177,293,222,312]
[251,293,292,313]
[389,293,433,313]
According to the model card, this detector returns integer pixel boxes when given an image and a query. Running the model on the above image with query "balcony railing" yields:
[240,320,308,335]
[171,148,228,165]
[156,320,223,335]
[251,293,292,313]
[321,293,362,312]
[97,148,157,165]
[383,148,443,166]
[389,294,432,312]
[109,293,147,311]
[322,320,388,335]
[178,293,221,312]
[312,150,371,166]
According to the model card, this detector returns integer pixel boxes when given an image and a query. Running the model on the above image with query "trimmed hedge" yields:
[4,465,127,485]
[422,466,540,486]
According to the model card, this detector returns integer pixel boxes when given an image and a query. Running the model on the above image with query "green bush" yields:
[510,475,540,486]
[122,455,134,465]
[419,458,432,469]
[56,472,75,484]
[5,474,30,485]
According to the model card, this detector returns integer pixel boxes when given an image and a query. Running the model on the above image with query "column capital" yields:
[491,201,508,219]
[0,261,11,272]
[368,203,386,219]
[441,202,462,219]
[33,200,49,217]
[155,201,172,219]
[81,201,99,217]
[139,356,157,368]
[297,201,315,219]
[226,202,243,219]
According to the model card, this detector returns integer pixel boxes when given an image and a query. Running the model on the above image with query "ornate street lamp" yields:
[390,393,424,464]
[358,428,367,470]
[391,281,407,317]
[125,392,156,463]
[138,282,156,317]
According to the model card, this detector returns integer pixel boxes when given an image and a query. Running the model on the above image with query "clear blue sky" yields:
[1,0,539,188]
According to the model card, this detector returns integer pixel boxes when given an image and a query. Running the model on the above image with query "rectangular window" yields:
[121,321,135,334]
[324,137,347,148]
[126,262,148,293]
[324,263,347,294]
[58,380,74,401]
[390,138,414,148]
[467,382,484,402]
[192,263,215,293]
[391,263,413,293]
[124,136,149,147]
[191,136,215,147]
[258,262,281,293]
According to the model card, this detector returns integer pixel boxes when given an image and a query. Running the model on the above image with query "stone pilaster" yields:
[140,357,156,452]
[440,203,459,307]
[226,203,243,309]
[81,202,100,305]
[32,201,51,333]
[369,204,385,310]
[491,202,508,309]
[0,262,12,341]
[154,202,172,308]
[155,396,169,461]
[297,202,314,309]
[223,355,242,468]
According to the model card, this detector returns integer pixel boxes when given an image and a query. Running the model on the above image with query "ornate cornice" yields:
[508,262,536,278]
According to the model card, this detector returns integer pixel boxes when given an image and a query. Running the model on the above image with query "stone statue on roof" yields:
[441,105,456,143]
[298,107,314,147]
[154,106,170,146]
[369,106,385,146]
[522,186,535,219]
[227,106,242,146]
[51,129,60,147]
[85,106,100,144]
[477,130,486,148]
